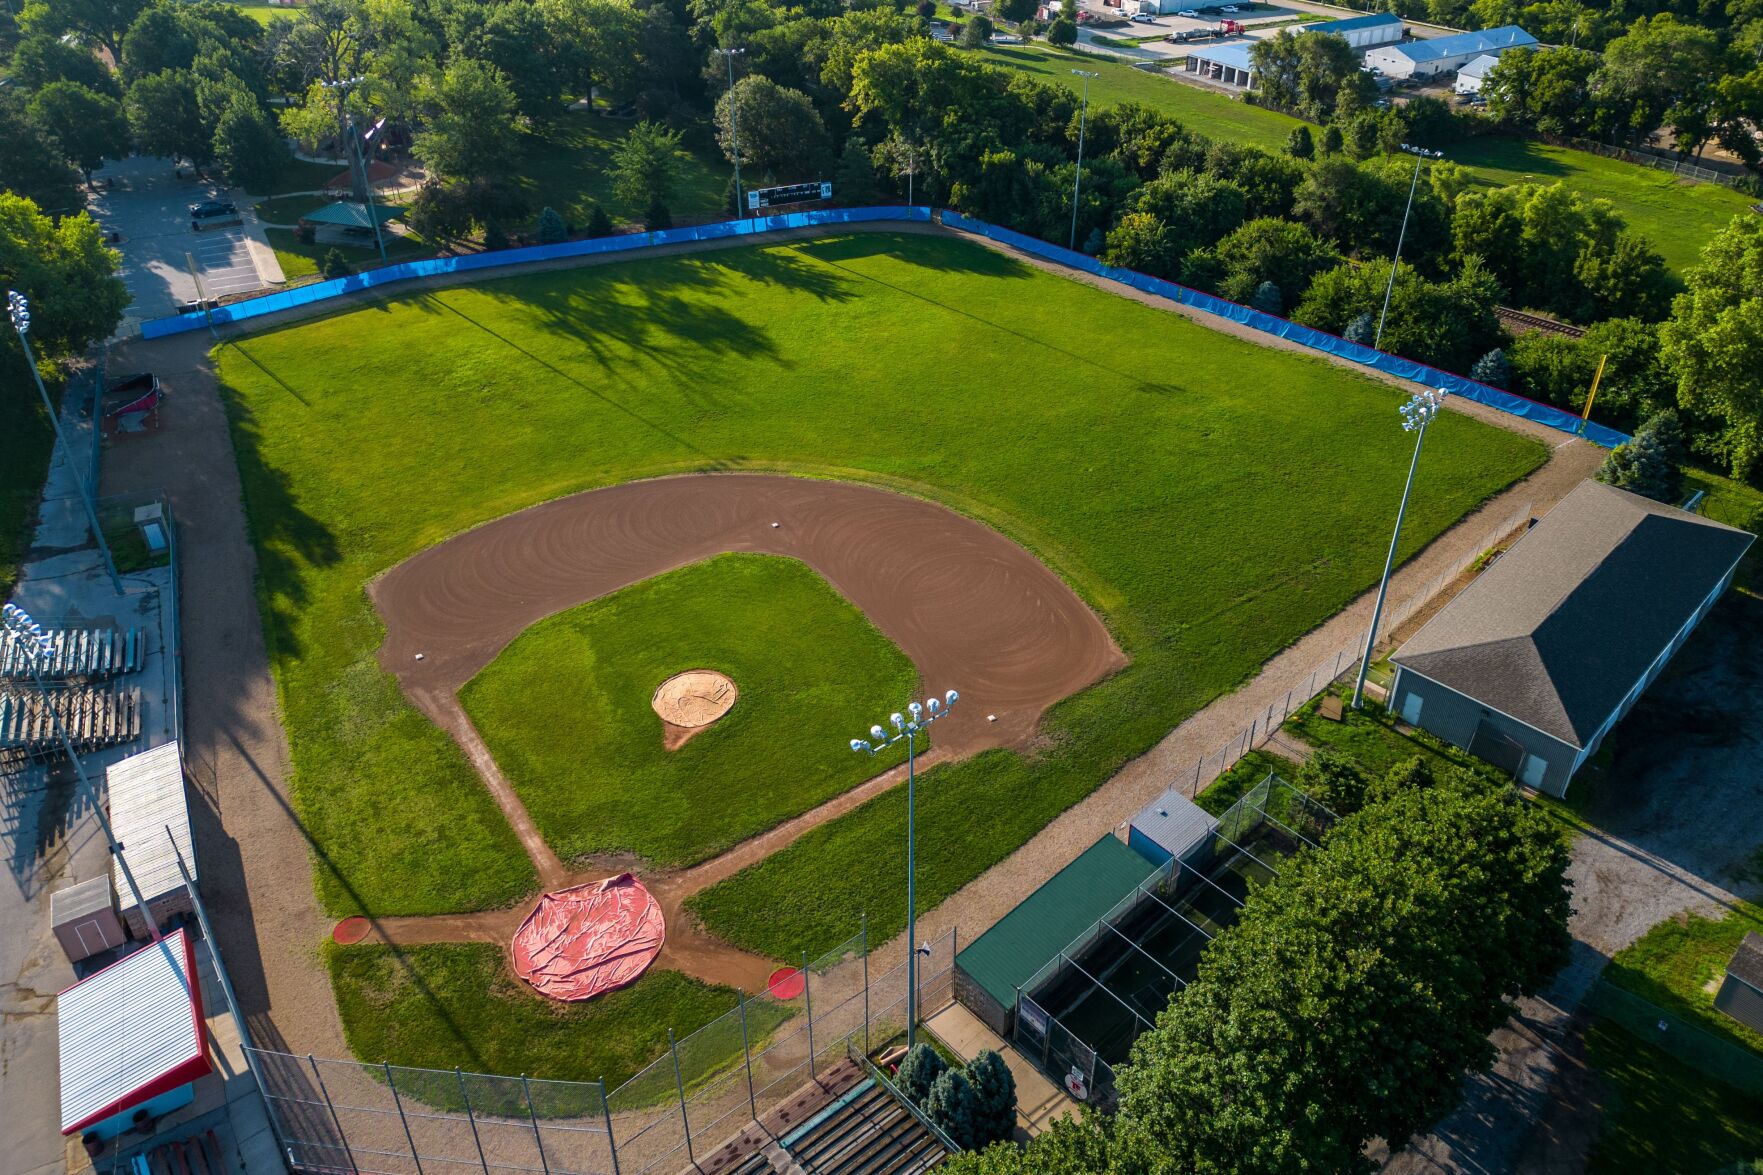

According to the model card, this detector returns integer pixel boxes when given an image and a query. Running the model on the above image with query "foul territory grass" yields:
[214,230,1541,941]
[461,554,917,869]
[327,942,755,1087]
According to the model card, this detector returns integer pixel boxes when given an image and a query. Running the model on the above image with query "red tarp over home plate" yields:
[59,928,210,1135]
[511,874,665,1001]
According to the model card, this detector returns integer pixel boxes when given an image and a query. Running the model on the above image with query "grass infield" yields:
[460,553,917,870]
[215,230,1542,940]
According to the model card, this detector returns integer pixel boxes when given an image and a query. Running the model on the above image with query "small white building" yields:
[1365,25,1536,80]
[1304,12,1404,50]
[106,742,195,938]
[1184,42,1257,89]
[1454,53,1500,93]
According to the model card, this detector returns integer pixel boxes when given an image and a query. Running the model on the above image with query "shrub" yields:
[1343,310,1375,344]
[1047,15,1076,45]
[320,248,351,279]
[1286,125,1313,160]
[536,206,567,244]
[644,198,672,231]
[1320,124,1344,154]
[1250,280,1283,315]
[1596,410,1686,504]
[924,1068,980,1149]
[961,14,994,46]
[966,1050,1017,1147]
[585,204,614,238]
[917,0,936,15]
[896,1042,947,1106]
[1471,347,1511,389]
[294,222,316,245]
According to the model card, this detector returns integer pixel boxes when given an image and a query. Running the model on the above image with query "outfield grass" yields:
[327,943,758,1086]
[215,231,1541,945]
[518,112,731,227]
[1605,906,1763,1059]
[461,554,917,869]
[1585,1019,1763,1174]
[963,42,1749,273]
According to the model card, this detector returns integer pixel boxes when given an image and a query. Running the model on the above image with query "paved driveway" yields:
[89,156,267,327]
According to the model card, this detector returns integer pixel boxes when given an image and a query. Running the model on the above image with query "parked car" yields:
[188,200,236,218]
[1131,10,1155,19]
[1221,5,1239,11]
[1177,7,1199,14]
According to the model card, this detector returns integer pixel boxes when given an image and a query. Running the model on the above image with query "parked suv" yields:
[189,200,240,230]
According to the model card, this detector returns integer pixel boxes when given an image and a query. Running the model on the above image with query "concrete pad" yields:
[923,1003,1079,1137]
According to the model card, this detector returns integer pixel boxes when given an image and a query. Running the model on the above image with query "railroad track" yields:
[1496,307,1586,339]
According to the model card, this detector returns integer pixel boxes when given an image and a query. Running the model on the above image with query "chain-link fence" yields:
[1172,501,1533,796]
[1588,981,1763,1096]
[250,927,957,1175]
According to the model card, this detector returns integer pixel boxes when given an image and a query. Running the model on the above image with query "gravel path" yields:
[106,221,1606,1068]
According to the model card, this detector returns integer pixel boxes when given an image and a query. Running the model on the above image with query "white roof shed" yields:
[106,741,194,909]
[1127,788,1218,866]
[58,928,210,1135]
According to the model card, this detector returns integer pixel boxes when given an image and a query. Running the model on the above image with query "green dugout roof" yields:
[957,834,1156,1008]
[301,201,403,228]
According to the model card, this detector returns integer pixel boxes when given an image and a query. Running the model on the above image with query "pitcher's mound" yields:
[653,669,737,749]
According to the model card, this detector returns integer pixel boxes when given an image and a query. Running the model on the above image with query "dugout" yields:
[954,836,1156,1038]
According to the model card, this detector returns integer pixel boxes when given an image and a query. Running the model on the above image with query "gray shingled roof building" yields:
[1388,481,1753,796]
[1715,932,1763,1035]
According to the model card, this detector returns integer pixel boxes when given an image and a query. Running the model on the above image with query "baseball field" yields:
[216,227,1545,1077]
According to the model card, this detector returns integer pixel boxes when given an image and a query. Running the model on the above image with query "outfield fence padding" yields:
[139,206,935,339]
[939,211,1630,449]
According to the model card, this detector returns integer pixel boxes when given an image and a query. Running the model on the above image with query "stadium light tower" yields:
[850,688,958,1048]
[1351,388,1449,710]
[2,603,160,941]
[8,291,122,594]
[1069,70,1099,252]
[718,48,746,217]
[1373,144,1442,352]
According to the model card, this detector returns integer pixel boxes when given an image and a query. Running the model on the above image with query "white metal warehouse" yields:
[1365,25,1536,79]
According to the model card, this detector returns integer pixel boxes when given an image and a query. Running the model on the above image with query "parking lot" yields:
[88,155,268,327]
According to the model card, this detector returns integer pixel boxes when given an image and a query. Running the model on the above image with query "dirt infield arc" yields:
[371,473,1125,761]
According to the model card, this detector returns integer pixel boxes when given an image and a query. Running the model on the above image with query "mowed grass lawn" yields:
[964,42,1750,273]
[215,230,1542,943]
[461,554,916,869]
[328,942,763,1087]
[1584,1020,1763,1174]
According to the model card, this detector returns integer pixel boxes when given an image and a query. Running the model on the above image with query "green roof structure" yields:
[957,835,1156,1008]
[300,201,404,228]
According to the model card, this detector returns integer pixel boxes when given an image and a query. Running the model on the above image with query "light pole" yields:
[3,603,161,941]
[321,76,386,261]
[1351,388,1448,709]
[1373,144,1440,352]
[850,688,958,1049]
[7,291,122,594]
[718,48,746,217]
[1069,70,1099,252]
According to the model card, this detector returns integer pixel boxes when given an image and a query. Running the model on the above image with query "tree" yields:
[896,1042,947,1107]
[1579,317,1673,428]
[10,33,121,95]
[1102,211,1178,277]
[923,1068,980,1150]
[212,97,287,193]
[994,0,1037,22]
[413,59,520,184]
[941,1116,1112,1175]
[960,13,993,47]
[536,206,567,244]
[1294,256,1502,373]
[1591,15,1721,144]
[1320,123,1343,154]
[1574,231,1668,323]
[1482,45,1599,137]
[321,247,352,279]
[0,90,85,216]
[1129,169,1247,259]
[611,120,684,215]
[1285,124,1313,160]
[403,179,474,250]
[1251,28,1375,121]
[0,192,129,358]
[1249,280,1283,314]
[1343,311,1374,344]
[118,3,202,83]
[833,139,882,205]
[585,204,615,237]
[965,1050,1017,1148]
[1596,411,1685,504]
[126,70,211,165]
[1509,331,1597,409]
[1111,764,1571,1174]
[22,0,152,59]
[1472,348,1511,389]
[715,76,831,182]
[26,82,129,185]
[1046,15,1075,46]
[1657,217,1763,476]
[1294,750,1369,815]
[1208,217,1340,307]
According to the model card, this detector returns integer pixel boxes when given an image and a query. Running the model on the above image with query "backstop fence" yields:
[247,927,956,1175]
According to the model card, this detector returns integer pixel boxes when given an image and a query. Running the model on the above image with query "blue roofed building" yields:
[1304,11,1405,49]
[1365,24,1537,78]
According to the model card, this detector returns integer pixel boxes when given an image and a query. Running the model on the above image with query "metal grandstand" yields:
[1012,775,1335,1108]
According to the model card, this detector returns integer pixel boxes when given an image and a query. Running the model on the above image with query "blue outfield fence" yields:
[139,205,935,339]
[144,203,1629,448]
[942,211,1631,449]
